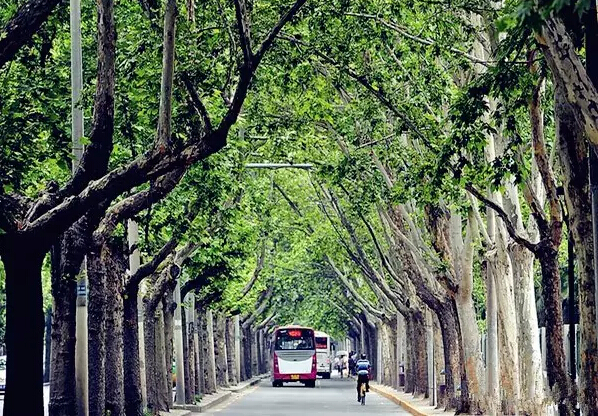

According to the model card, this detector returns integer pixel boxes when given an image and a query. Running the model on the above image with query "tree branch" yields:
[238,240,267,300]
[232,0,253,68]
[539,17,598,146]
[273,181,314,233]
[22,1,308,243]
[465,183,537,252]
[0,0,62,69]
[93,169,185,242]
[155,0,178,148]
[345,12,489,67]
[126,236,178,290]
[181,73,212,133]
[242,286,273,328]
[252,0,308,66]
[279,33,429,143]
[25,0,116,223]
[529,74,562,241]
[180,262,227,300]
[325,255,386,320]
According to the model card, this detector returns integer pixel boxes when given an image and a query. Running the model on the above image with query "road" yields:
[205,374,411,416]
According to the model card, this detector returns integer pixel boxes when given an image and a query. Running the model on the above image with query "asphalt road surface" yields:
[205,374,411,416]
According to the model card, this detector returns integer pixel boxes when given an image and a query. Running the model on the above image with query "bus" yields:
[314,331,332,379]
[271,326,317,388]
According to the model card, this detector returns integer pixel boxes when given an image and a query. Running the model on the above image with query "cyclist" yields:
[355,353,371,402]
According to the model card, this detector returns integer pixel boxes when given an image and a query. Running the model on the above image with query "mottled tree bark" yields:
[186,311,197,402]
[240,328,247,382]
[435,299,466,411]
[155,309,169,411]
[162,289,175,408]
[87,249,106,416]
[123,286,143,416]
[105,244,125,416]
[539,247,575,413]
[556,75,598,414]
[182,309,192,402]
[48,234,78,416]
[196,308,206,393]
[201,312,217,394]
[215,313,228,386]
[226,318,238,385]
[143,300,159,414]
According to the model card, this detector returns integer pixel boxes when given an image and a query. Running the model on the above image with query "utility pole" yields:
[71,0,87,412]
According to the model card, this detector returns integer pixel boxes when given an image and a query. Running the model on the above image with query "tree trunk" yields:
[240,327,247,382]
[1,239,45,416]
[44,307,52,383]
[155,309,169,411]
[226,318,238,385]
[201,311,217,394]
[182,309,192,402]
[455,287,485,411]
[105,248,125,416]
[195,306,205,394]
[404,315,415,394]
[87,249,106,416]
[215,313,228,386]
[492,224,521,413]
[185,302,197,401]
[510,243,544,414]
[162,292,175,409]
[143,304,159,414]
[484,258,499,414]
[435,299,466,411]
[408,311,428,397]
[186,311,197,402]
[193,315,201,397]
[556,74,598,414]
[48,239,77,416]
[123,286,143,416]
[379,320,395,386]
[246,326,254,379]
[250,327,259,377]
[538,247,575,413]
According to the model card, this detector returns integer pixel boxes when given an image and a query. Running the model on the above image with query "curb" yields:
[172,391,232,413]
[172,374,267,412]
[159,410,192,416]
[224,374,267,394]
[369,384,428,416]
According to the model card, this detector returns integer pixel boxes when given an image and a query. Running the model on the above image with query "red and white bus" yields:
[271,326,317,388]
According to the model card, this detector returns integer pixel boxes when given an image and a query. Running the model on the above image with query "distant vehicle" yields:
[271,326,317,388]
[314,331,332,379]
[0,355,6,394]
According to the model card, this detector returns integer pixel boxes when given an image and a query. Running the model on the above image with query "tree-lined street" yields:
[3,0,598,415]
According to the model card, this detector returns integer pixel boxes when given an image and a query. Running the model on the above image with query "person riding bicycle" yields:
[355,353,371,402]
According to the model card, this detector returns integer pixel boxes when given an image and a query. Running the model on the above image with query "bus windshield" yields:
[315,337,328,350]
[275,329,314,350]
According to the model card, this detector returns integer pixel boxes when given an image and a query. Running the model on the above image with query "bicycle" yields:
[359,381,366,405]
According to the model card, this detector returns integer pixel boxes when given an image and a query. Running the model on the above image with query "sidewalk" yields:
[170,373,268,414]
[369,383,454,416]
